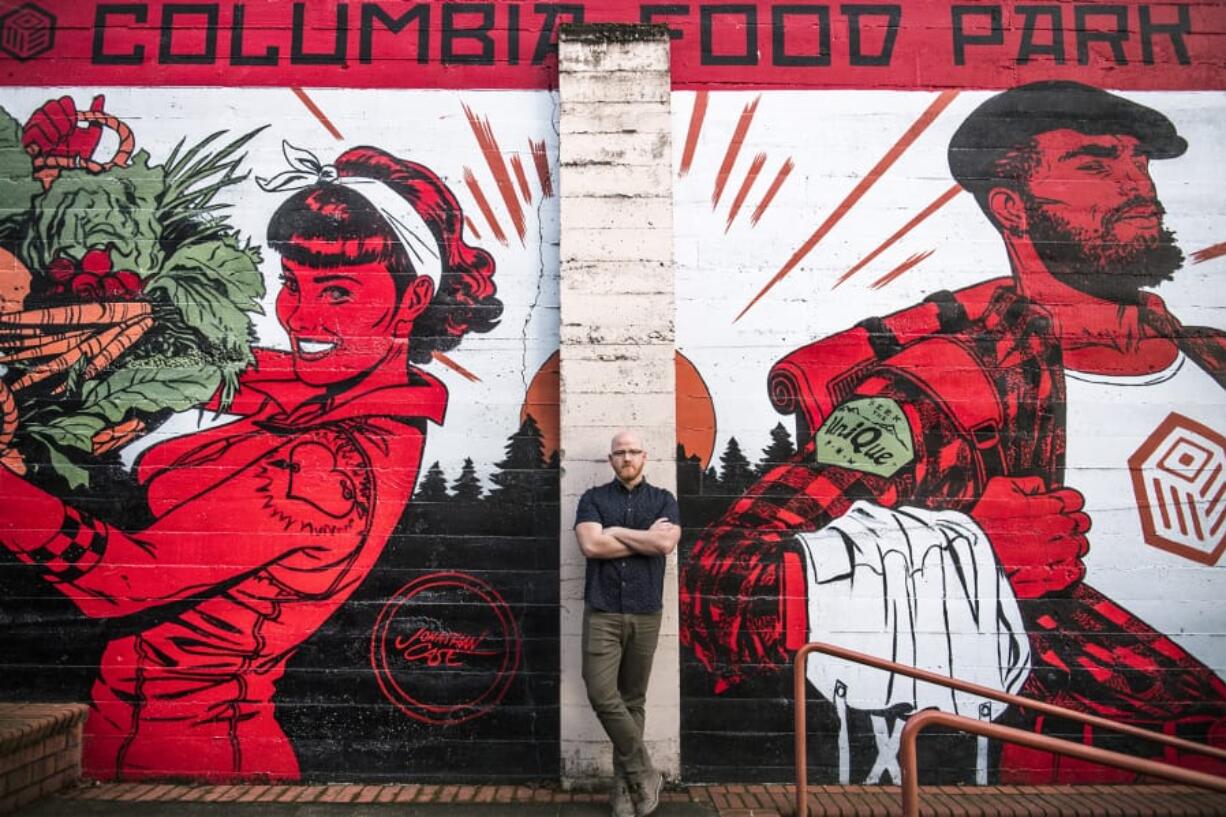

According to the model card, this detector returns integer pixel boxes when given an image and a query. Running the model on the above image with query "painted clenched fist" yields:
[970,475,1091,599]
[22,94,106,162]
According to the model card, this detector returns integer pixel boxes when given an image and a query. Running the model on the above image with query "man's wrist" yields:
[604,527,634,549]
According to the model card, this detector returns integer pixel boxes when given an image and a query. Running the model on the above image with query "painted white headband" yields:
[256,141,442,295]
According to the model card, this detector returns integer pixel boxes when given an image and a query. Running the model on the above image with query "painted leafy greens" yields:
[0,105,266,487]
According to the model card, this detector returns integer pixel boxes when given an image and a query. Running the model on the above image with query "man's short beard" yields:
[1024,197,1184,305]
[617,461,644,483]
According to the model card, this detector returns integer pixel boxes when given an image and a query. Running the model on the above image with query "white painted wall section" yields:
[557,24,678,785]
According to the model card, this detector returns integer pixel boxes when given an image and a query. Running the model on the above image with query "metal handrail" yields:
[900,710,1226,817]
[794,641,1226,817]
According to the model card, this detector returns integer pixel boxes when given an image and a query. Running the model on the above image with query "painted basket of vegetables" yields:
[0,103,265,487]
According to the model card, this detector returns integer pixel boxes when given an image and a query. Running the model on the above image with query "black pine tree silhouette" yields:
[756,422,797,475]
[488,414,549,505]
[451,457,484,503]
[415,461,449,501]
[494,415,546,470]
[718,436,754,496]
[485,414,557,534]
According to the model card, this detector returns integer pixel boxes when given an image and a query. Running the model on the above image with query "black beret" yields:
[948,81,1187,195]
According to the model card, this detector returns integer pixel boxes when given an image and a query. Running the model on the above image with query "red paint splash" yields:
[464,215,482,240]
[679,90,709,178]
[291,88,343,141]
[432,351,481,382]
[1191,241,1226,264]
[735,91,959,322]
[750,158,794,227]
[463,168,507,246]
[463,104,527,243]
[510,154,533,204]
[712,95,761,208]
[835,184,962,289]
[529,140,553,198]
[870,249,936,290]
[725,153,767,233]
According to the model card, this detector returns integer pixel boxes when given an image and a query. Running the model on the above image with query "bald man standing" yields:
[575,431,681,817]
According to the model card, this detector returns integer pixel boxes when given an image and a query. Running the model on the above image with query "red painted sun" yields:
[521,351,716,469]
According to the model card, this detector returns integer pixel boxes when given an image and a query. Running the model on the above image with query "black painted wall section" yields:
[0,417,560,782]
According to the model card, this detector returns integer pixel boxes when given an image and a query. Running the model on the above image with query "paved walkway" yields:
[14,781,1226,816]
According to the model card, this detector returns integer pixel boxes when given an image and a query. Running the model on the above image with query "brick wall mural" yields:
[1,0,1224,788]
[675,83,1226,783]
[0,81,561,781]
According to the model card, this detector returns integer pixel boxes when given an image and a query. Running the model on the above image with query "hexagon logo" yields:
[0,3,55,62]
[1128,412,1226,565]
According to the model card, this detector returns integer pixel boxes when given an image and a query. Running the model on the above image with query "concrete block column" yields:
[556,24,677,785]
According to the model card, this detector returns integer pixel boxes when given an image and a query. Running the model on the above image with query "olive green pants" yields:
[581,608,662,786]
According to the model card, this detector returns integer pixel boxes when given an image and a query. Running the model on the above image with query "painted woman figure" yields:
[0,144,501,780]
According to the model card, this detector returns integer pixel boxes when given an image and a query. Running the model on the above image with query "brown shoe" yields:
[610,775,635,817]
[634,770,663,817]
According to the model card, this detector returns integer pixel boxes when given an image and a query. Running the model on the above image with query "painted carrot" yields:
[0,447,25,475]
[92,416,145,456]
[82,315,152,380]
[0,301,151,327]
[0,247,31,315]
[0,328,95,362]
[11,322,125,392]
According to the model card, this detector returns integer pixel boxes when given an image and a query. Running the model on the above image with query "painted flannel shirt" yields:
[680,280,1226,777]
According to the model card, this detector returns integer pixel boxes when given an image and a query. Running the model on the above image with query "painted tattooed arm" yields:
[0,424,376,618]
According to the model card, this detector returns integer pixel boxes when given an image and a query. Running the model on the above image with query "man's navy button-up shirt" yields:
[574,478,680,614]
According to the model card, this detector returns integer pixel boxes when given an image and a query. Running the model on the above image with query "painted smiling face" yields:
[275,255,404,387]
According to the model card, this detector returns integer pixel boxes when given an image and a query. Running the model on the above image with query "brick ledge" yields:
[55,781,1226,816]
[0,704,89,755]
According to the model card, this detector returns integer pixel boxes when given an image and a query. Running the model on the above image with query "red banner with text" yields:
[0,0,1223,89]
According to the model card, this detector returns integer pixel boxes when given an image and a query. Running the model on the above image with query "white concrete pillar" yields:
[557,24,677,785]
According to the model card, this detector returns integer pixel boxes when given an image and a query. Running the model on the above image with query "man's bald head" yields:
[611,430,645,454]
[609,430,648,487]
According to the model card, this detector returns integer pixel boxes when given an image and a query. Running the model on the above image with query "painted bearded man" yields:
[681,81,1226,784]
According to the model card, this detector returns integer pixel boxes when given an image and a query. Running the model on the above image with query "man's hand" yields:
[22,95,106,161]
[575,521,635,560]
[650,517,678,536]
[607,518,680,557]
[969,476,1090,599]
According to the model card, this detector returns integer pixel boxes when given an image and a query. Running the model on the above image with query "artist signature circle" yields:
[371,571,521,725]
